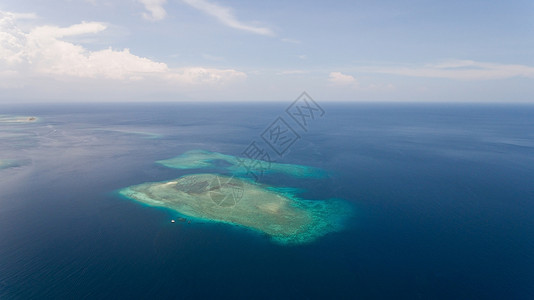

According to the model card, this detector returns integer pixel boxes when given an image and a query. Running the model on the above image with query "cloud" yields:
[358,60,534,80]
[0,10,246,85]
[138,0,167,21]
[182,0,274,36]
[8,12,37,20]
[281,38,300,44]
[31,22,108,39]
[167,67,245,84]
[328,72,359,87]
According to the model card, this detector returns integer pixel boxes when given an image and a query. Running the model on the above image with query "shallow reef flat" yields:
[0,159,19,170]
[0,115,38,123]
[157,149,326,178]
[0,115,38,172]
[120,173,351,245]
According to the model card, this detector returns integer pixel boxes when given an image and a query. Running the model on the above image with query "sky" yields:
[0,0,533,102]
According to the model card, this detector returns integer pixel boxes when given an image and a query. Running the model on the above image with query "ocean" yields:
[0,102,533,299]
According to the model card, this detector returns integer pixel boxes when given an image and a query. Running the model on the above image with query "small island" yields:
[120,173,350,245]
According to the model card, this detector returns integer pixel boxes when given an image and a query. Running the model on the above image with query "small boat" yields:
[171,220,175,223]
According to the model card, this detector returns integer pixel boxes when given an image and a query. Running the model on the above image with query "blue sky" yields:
[1,0,533,102]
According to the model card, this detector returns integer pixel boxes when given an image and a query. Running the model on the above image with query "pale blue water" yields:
[0,103,533,299]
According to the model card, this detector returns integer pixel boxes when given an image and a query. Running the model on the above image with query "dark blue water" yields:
[1,103,533,299]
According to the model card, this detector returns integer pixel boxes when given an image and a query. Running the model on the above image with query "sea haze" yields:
[0,103,533,299]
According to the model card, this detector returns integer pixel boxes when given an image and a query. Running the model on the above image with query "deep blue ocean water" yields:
[1,103,533,299]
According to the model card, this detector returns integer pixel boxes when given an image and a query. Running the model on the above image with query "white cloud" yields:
[138,0,167,21]
[328,72,395,92]
[182,0,274,36]
[358,60,534,80]
[281,38,300,44]
[8,12,37,20]
[0,10,246,85]
[328,72,359,87]
[167,67,245,84]
[31,22,108,39]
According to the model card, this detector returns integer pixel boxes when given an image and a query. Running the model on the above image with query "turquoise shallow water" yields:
[157,149,328,178]
[0,103,533,299]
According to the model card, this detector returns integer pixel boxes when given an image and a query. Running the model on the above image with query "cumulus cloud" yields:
[182,0,274,36]
[358,60,534,80]
[32,22,108,38]
[0,10,246,85]
[139,0,167,21]
[328,72,359,87]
